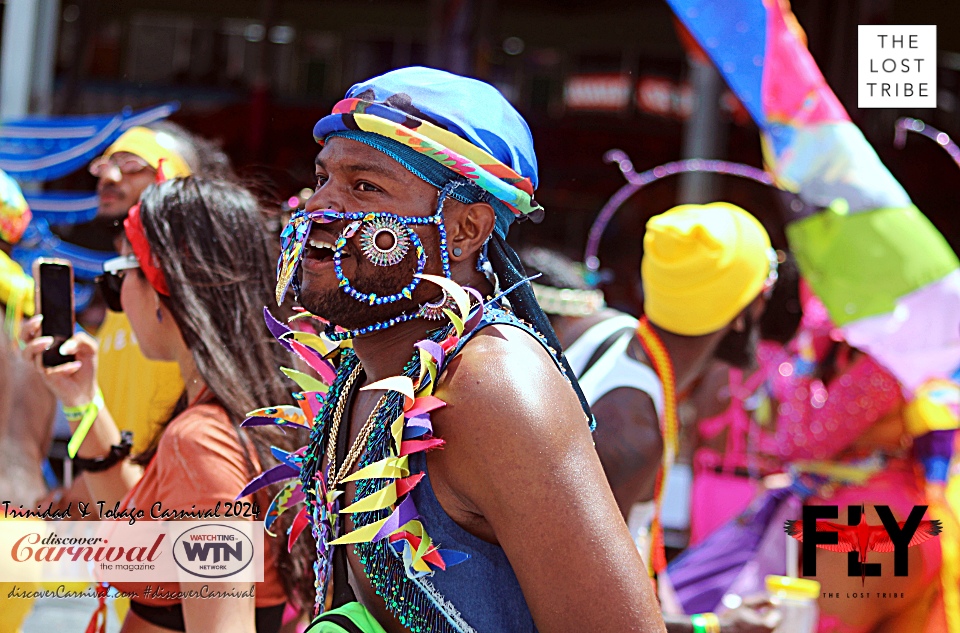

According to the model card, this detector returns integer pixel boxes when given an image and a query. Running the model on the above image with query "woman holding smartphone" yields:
[22,177,311,633]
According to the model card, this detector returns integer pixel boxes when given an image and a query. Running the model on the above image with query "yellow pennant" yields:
[340,483,398,514]
[341,455,410,482]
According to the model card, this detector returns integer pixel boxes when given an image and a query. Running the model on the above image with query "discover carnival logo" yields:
[173,524,254,579]
[0,520,264,583]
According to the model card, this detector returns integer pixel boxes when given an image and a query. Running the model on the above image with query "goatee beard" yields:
[299,255,422,331]
[303,287,422,331]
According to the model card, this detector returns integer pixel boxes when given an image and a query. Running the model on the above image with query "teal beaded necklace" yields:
[301,325,464,632]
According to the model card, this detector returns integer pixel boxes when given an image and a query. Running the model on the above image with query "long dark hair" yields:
[134,176,314,608]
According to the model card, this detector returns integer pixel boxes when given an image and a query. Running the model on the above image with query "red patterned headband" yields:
[122,159,170,296]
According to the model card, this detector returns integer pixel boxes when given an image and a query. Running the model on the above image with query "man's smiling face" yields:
[299,136,449,331]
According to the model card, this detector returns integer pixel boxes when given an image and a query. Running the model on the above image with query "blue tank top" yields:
[349,304,573,632]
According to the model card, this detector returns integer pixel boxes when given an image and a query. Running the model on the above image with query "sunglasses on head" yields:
[96,254,140,312]
[89,155,153,179]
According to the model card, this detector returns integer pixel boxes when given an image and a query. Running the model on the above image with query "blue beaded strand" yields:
[324,310,423,341]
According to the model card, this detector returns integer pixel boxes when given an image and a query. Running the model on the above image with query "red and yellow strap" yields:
[635,316,680,576]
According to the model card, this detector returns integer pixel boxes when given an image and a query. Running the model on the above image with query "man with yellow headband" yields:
[92,126,193,221]
[632,202,775,567]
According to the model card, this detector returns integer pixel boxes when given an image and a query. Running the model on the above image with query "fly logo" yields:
[784,505,942,585]
[173,524,254,579]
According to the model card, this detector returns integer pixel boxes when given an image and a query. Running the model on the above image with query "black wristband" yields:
[73,431,133,473]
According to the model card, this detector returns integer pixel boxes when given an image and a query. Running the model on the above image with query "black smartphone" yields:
[33,258,76,367]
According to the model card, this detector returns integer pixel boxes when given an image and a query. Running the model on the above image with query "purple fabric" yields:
[241,416,310,432]
[415,340,445,368]
[372,495,420,542]
[665,487,798,614]
[403,416,433,438]
[263,307,294,352]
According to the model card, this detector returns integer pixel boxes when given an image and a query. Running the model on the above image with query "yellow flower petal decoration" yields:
[404,520,435,573]
[362,375,416,403]
[329,517,390,545]
[416,349,441,397]
[285,330,339,359]
[442,308,465,338]
[391,415,405,451]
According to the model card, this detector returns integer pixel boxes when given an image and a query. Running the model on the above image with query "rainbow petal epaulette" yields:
[239,275,480,612]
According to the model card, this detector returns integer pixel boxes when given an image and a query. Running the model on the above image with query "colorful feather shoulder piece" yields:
[239,274,482,614]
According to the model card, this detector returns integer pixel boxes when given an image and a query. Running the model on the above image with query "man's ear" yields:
[445,200,496,262]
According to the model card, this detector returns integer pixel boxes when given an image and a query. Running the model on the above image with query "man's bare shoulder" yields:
[434,322,588,435]
[426,323,594,514]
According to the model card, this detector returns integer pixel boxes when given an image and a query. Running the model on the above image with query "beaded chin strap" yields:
[275,181,465,340]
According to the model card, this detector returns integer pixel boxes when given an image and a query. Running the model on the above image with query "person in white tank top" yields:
[520,203,778,633]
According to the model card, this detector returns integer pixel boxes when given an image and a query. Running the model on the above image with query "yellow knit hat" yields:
[642,202,772,336]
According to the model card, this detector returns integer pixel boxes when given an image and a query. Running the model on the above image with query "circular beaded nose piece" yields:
[359,215,411,267]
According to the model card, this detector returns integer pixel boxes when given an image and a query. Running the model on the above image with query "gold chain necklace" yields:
[324,365,390,489]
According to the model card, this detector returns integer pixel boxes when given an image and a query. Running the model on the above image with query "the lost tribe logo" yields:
[173,524,254,579]
[784,505,942,585]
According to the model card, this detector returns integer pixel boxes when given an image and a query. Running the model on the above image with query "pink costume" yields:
[691,294,905,544]
[691,293,943,633]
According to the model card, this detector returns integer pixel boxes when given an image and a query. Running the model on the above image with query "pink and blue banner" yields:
[666,0,960,414]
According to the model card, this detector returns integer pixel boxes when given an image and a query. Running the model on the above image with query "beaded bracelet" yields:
[63,388,105,458]
[691,612,721,633]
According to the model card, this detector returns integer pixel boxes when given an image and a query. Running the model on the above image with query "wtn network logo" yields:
[181,537,243,564]
[784,504,942,586]
[173,524,254,579]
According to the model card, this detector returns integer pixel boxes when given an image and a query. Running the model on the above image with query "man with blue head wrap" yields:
[276,67,665,633]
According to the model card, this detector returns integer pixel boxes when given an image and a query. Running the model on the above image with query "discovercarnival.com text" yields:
[6,584,256,600]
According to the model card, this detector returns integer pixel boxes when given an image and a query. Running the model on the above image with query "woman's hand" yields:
[21,315,99,408]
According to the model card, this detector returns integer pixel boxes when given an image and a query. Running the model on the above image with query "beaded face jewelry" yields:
[275,182,464,339]
[359,215,411,267]
[276,212,312,305]
[333,214,427,306]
